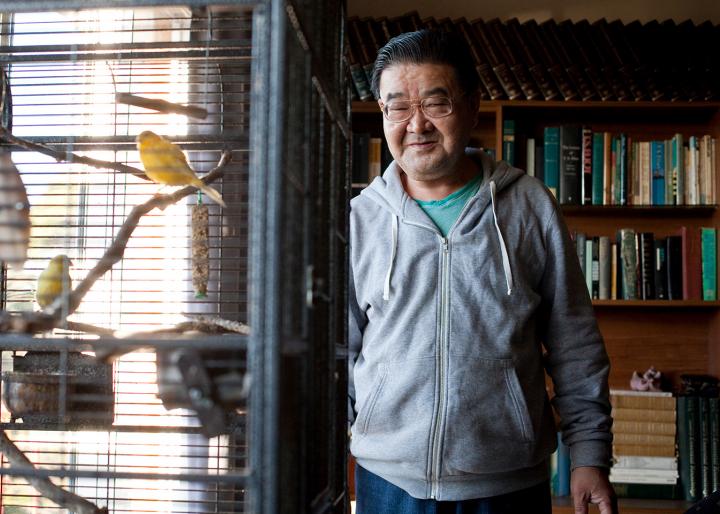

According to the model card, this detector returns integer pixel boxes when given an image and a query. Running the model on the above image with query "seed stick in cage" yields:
[192,192,210,298]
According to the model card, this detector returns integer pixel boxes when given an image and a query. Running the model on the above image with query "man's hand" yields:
[570,466,618,514]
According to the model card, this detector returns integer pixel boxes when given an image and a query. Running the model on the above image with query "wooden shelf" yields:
[592,300,720,308]
[561,205,717,216]
[552,496,691,514]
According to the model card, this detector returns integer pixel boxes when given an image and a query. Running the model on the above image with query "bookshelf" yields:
[351,98,720,513]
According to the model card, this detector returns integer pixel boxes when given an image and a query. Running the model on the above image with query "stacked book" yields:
[347,13,720,103]
[609,390,679,499]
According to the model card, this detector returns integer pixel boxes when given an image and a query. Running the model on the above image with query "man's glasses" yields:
[380,96,454,123]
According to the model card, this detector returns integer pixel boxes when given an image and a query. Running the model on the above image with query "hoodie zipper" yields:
[430,236,450,499]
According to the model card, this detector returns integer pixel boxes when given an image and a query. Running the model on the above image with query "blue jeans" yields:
[355,464,551,514]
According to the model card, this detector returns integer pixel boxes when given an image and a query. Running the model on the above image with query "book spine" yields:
[612,482,679,500]
[472,19,523,100]
[502,119,515,165]
[599,236,611,300]
[682,226,703,301]
[526,138,535,177]
[678,395,701,501]
[619,229,638,300]
[701,227,717,301]
[543,127,560,198]
[613,432,676,446]
[581,20,633,101]
[654,237,668,300]
[351,133,371,184]
[541,20,595,100]
[522,20,577,100]
[613,420,676,435]
[487,19,542,100]
[672,134,685,205]
[455,19,504,100]
[639,232,656,300]
[506,18,560,100]
[591,133,604,205]
[700,396,713,497]
[603,132,612,205]
[611,242,618,300]
[560,20,614,101]
[557,433,570,496]
[710,398,720,493]
[651,140,666,206]
[559,125,581,205]
[591,237,600,299]
[581,127,593,205]
[575,232,586,277]
[666,235,683,300]
[619,134,628,205]
[613,443,677,457]
[585,239,593,296]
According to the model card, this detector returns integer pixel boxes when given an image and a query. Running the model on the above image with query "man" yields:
[348,29,617,514]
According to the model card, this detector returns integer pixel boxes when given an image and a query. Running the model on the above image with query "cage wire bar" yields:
[0,1,350,513]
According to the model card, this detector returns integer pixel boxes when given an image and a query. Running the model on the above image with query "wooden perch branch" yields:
[0,150,232,334]
[116,93,208,120]
[0,431,108,514]
[50,149,232,318]
[0,126,149,181]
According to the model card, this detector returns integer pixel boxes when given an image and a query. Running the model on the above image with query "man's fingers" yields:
[597,495,619,514]
[573,498,589,514]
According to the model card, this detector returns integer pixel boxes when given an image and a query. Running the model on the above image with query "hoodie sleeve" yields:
[348,264,367,426]
[538,207,613,470]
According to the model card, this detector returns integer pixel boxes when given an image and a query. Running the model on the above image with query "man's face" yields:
[378,62,477,183]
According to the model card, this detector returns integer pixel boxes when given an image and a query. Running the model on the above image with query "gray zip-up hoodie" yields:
[348,149,612,501]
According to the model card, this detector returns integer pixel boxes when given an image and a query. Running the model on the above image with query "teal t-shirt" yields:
[414,174,482,236]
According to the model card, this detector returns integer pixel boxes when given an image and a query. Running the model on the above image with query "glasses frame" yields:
[378,95,455,123]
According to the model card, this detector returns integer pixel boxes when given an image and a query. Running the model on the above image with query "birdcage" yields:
[0,1,350,513]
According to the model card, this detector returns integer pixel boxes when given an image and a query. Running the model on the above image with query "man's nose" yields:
[406,106,432,133]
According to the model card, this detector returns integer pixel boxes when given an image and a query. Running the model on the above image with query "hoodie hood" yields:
[359,149,525,299]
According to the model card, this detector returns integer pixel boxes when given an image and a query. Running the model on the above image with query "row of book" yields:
[347,13,720,103]
[609,390,679,499]
[573,227,717,301]
[572,227,717,301]
[505,125,717,206]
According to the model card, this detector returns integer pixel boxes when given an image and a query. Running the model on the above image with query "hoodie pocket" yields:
[442,357,534,475]
[354,364,388,435]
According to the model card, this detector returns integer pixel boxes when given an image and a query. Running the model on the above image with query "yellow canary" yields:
[136,131,226,208]
[36,254,72,309]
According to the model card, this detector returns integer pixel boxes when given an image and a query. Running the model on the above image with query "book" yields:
[455,18,503,100]
[613,420,677,436]
[591,132,604,205]
[671,133,684,205]
[560,19,614,101]
[682,226,703,301]
[598,236,611,300]
[487,18,541,100]
[522,19,577,101]
[581,127,593,205]
[505,18,560,100]
[613,432,676,446]
[701,227,717,301]
[612,407,677,423]
[603,132,612,205]
[654,237,668,300]
[613,455,678,470]
[559,125,581,205]
[526,138,535,177]
[700,396,714,497]
[610,389,675,409]
[678,395,701,501]
[639,232,656,300]
[613,444,676,457]
[618,228,638,300]
[472,19,523,100]
[541,19,595,101]
[368,137,382,181]
[502,119,515,165]
[709,397,720,493]
[578,19,632,101]
[543,127,560,198]
[666,235,684,300]
[585,238,593,296]
[575,232,586,277]
[352,133,370,184]
[650,140,666,205]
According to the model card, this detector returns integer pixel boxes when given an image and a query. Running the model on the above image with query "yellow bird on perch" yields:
[136,130,226,208]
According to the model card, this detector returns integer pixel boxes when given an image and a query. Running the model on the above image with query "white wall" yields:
[347,0,720,24]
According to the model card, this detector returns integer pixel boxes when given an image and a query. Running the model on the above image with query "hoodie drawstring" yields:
[490,180,514,296]
[383,214,399,301]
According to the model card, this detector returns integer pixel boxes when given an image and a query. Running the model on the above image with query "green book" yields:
[701,227,717,301]
[503,120,515,166]
[612,482,680,500]
[543,126,560,198]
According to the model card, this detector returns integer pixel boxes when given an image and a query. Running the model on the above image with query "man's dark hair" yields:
[370,29,480,100]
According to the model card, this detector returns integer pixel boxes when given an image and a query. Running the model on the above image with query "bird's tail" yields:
[194,180,227,208]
